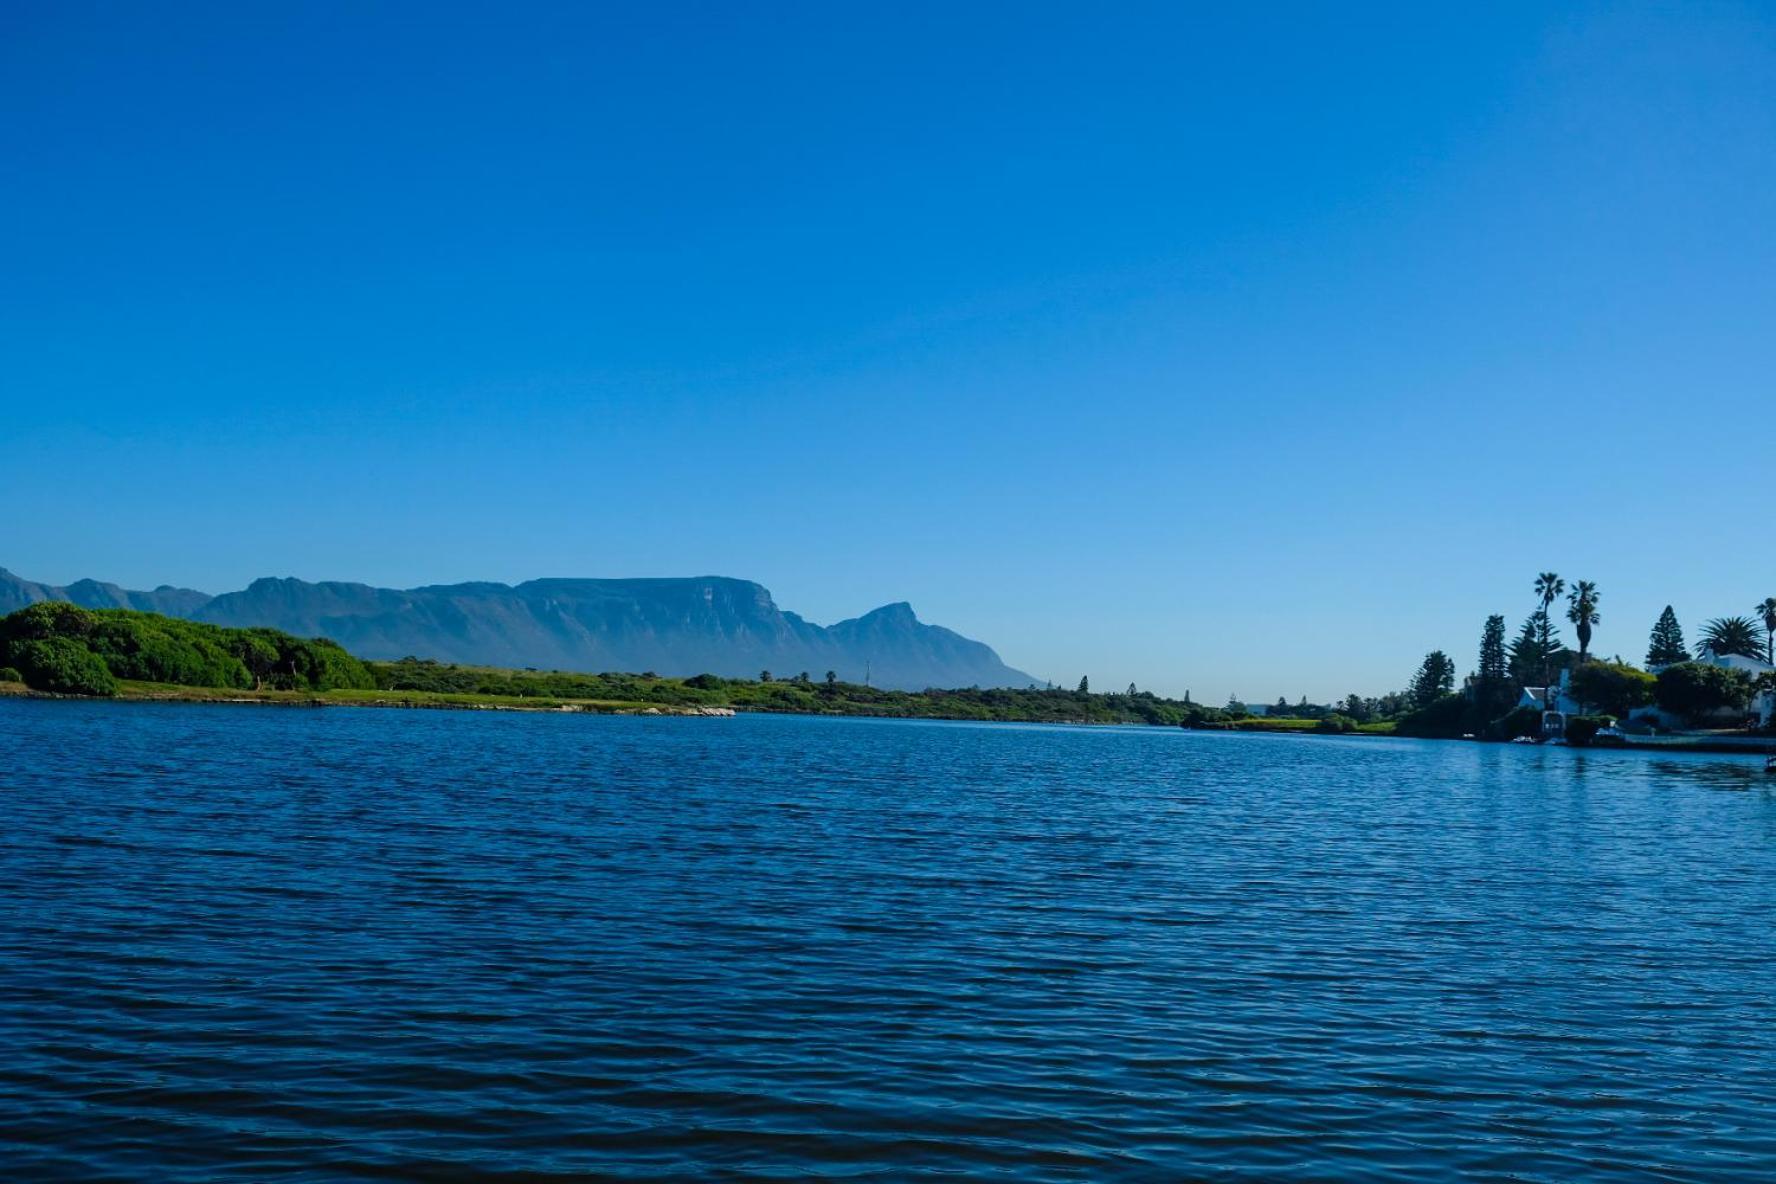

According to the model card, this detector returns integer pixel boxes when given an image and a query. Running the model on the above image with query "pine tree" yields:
[1473,614,1513,717]
[1409,651,1456,708]
[1478,614,1508,683]
[1508,613,1563,686]
[1507,617,1540,685]
[1646,606,1688,668]
[1077,675,1090,694]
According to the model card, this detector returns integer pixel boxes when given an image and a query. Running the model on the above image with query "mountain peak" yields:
[0,567,1034,690]
[860,601,919,624]
[0,568,212,617]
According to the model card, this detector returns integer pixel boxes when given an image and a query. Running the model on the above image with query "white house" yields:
[1518,674,1582,717]
[1698,650,1775,727]
[1519,669,1584,738]
[1643,649,1775,729]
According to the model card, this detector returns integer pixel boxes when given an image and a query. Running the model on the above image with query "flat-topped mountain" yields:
[0,567,1035,690]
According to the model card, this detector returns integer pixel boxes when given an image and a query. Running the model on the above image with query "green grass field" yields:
[4,675,1409,733]
[108,680,659,714]
[1227,716,1319,731]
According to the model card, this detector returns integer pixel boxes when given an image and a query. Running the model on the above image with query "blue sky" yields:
[4,2,1773,700]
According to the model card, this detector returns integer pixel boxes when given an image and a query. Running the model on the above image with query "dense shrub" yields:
[374,657,1247,725]
[0,665,23,684]
[1569,661,1656,717]
[1564,715,1612,747]
[7,638,118,696]
[0,606,374,694]
[87,613,251,688]
[1393,693,1469,738]
[287,637,376,691]
[0,601,98,642]
[1655,662,1754,723]
[1316,714,1357,733]
[1488,705,1543,741]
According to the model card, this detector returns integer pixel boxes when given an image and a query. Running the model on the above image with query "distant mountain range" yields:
[0,567,1037,691]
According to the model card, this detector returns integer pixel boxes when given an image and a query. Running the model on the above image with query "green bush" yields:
[1564,715,1612,747]
[1488,705,1543,740]
[87,613,251,688]
[1569,661,1656,717]
[1316,714,1357,733]
[289,637,376,691]
[1393,693,1469,738]
[0,665,22,684]
[6,637,118,696]
[0,601,99,643]
[1655,662,1754,723]
[0,606,376,694]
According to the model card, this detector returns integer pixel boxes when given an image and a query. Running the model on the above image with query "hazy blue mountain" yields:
[0,568,1035,690]
[0,567,213,618]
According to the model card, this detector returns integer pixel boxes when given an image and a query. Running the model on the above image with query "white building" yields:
[1518,674,1582,717]
[1519,669,1584,738]
[1699,650,1775,727]
[1643,649,1775,729]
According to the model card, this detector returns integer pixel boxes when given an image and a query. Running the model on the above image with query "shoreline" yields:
[0,682,735,717]
[5,683,1768,754]
[0,681,1380,729]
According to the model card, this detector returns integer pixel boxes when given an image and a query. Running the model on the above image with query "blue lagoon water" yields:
[3,700,1775,1181]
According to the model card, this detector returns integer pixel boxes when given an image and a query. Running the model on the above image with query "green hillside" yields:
[0,603,374,696]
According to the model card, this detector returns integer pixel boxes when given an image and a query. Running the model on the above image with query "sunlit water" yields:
[3,700,1774,1181]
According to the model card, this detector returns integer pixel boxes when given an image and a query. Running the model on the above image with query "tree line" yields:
[0,603,375,696]
[1392,575,1776,740]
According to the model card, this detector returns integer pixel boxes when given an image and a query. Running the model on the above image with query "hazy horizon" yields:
[7,3,1773,702]
[4,558,1760,705]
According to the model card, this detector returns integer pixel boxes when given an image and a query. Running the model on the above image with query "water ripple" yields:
[3,702,1775,1180]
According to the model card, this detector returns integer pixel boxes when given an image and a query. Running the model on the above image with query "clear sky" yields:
[4,2,1773,702]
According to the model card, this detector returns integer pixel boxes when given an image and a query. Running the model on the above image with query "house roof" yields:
[1697,649,1775,673]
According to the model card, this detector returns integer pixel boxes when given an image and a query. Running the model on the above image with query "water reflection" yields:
[2,702,1774,1182]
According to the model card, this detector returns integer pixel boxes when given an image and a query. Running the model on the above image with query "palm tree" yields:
[1566,580,1600,662]
[1757,597,1776,665]
[1533,572,1564,685]
[1698,616,1764,661]
[1535,572,1564,616]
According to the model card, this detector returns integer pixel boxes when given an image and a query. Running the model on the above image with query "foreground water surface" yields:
[3,700,1775,1181]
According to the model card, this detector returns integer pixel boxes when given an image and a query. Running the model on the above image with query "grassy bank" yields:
[0,604,1398,731]
[363,659,1260,726]
[1186,716,1397,735]
[118,680,677,713]
[0,672,1405,732]
[0,677,724,715]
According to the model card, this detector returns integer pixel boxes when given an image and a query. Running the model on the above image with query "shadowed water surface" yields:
[3,700,1775,1181]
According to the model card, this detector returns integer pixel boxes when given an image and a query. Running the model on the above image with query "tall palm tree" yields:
[1533,572,1564,685]
[1698,616,1764,661]
[1757,597,1776,665]
[1566,580,1600,662]
[1535,572,1564,617]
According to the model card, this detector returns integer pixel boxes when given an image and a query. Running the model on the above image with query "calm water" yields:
[3,701,1775,1181]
